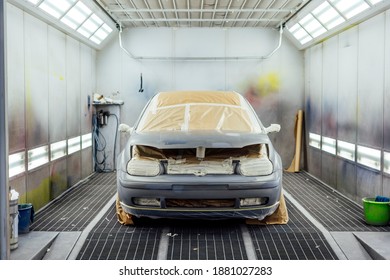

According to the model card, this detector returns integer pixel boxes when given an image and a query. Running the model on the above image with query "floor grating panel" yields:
[166,220,247,260]
[248,199,338,260]
[31,172,117,232]
[77,203,162,260]
[283,171,390,232]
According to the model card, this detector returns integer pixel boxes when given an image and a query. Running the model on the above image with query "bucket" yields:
[18,203,34,234]
[9,199,19,250]
[362,197,390,226]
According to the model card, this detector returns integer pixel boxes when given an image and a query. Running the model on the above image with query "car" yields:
[116,90,282,222]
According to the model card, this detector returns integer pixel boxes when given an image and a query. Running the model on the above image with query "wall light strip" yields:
[51,140,67,161]
[28,145,49,171]
[82,133,92,149]
[68,136,81,155]
[321,136,336,155]
[337,140,356,161]
[357,145,381,171]
[309,132,321,149]
[384,152,390,174]
[9,151,26,178]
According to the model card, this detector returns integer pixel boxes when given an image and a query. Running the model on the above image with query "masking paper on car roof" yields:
[156,90,242,107]
[137,91,257,132]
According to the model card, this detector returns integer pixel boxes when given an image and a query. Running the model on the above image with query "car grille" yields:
[165,199,236,208]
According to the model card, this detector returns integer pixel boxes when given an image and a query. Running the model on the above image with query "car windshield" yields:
[136,91,264,133]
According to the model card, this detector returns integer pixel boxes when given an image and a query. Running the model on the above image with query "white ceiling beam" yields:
[118,18,281,22]
[107,8,292,13]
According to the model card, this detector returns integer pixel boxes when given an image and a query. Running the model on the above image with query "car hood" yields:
[128,131,272,149]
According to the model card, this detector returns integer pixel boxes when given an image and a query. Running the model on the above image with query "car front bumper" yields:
[117,169,282,220]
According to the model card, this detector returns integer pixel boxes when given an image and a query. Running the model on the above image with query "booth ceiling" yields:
[96,0,310,28]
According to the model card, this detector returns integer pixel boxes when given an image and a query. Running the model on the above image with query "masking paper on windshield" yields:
[137,91,261,133]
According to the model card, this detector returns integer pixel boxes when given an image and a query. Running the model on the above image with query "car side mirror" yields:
[265,124,281,134]
[118,124,133,134]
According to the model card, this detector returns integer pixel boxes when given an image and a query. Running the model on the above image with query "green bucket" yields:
[362,198,390,226]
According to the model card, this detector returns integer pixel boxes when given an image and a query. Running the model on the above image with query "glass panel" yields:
[337,140,356,161]
[9,151,26,178]
[357,145,381,170]
[50,140,67,161]
[68,136,81,154]
[312,2,345,29]
[309,132,321,149]
[330,0,370,19]
[322,136,336,155]
[28,146,49,171]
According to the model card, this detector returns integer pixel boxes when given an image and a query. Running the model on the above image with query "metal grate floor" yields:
[166,220,247,260]
[283,171,390,232]
[31,172,117,232]
[77,203,162,260]
[248,199,338,260]
[76,197,338,260]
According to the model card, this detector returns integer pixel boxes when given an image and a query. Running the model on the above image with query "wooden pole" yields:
[286,110,303,173]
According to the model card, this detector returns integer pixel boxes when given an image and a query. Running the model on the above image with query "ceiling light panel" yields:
[24,0,113,46]
[299,13,327,38]
[90,23,113,44]
[367,0,384,4]
[329,0,370,19]
[289,23,313,45]
[61,1,92,30]
[312,2,345,29]
[78,14,103,38]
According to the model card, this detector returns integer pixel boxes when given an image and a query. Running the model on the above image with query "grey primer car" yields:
[117,90,282,220]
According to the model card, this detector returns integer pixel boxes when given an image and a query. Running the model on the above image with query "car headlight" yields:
[237,157,273,176]
[127,158,163,176]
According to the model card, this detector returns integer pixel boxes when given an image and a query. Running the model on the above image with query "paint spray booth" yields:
[1,0,390,270]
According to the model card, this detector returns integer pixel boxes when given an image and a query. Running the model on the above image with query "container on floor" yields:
[18,203,34,234]
[362,197,390,226]
[9,198,19,250]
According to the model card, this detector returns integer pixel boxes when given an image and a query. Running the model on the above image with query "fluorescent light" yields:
[367,0,383,5]
[289,23,313,44]
[384,152,390,174]
[299,14,327,38]
[309,132,321,149]
[28,146,49,171]
[26,0,40,5]
[322,136,336,155]
[357,145,381,170]
[77,14,103,38]
[82,133,92,149]
[312,2,345,29]
[61,1,92,30]
[51,140,67,161]
[39,0,76,19]
[330,0,370,19]
[337,140,355,161]
[68,136,81,154]
[90,23,112,44]
[9,152,26,178]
